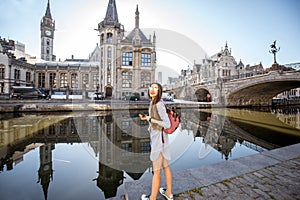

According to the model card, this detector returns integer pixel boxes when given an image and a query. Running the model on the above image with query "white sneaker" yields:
[141,194,150,200]
[159,188,174,200]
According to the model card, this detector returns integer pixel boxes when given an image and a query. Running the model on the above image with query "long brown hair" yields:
[148,83,162,104]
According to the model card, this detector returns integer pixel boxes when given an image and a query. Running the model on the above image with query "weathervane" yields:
[269,40,280,64]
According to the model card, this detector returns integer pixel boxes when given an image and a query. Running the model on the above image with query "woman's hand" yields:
[139,114,150,121]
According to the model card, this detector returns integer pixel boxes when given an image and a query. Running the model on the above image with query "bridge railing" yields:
[221,71,266,83]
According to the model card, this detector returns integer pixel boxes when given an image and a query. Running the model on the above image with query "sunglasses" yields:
[148,87,159,91]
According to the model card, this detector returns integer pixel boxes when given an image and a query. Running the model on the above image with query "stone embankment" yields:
[0,99,213,112]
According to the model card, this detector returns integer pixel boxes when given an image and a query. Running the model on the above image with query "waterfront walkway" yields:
[118,143,300,200]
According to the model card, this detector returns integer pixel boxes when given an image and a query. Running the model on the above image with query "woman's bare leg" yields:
[150,168,161,200]
[164,165,173,196]
[150,153,164,200]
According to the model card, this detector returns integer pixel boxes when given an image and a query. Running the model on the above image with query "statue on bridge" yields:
[269,40,280,64]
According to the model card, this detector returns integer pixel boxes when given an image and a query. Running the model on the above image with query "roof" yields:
[105,0,119,22]
[122,28,150,44]
[45,0,52,19]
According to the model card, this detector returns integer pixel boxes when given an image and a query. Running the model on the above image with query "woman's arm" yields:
[156,101,171,129]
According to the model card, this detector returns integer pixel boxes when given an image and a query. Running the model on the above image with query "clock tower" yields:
[40,0,55,61]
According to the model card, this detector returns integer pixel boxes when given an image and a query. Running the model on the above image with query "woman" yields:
[140,83,174,200]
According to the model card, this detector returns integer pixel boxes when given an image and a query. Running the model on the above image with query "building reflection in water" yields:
[0,107,300,199]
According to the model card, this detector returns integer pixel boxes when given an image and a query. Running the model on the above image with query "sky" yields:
[1,0,300,74]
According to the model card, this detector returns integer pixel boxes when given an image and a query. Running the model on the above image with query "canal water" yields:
[0,106,299,200]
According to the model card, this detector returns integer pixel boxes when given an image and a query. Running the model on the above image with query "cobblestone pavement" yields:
[121,143,300,200]
[175,156,300,200]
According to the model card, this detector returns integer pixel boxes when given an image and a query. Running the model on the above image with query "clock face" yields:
[45,30,52,36]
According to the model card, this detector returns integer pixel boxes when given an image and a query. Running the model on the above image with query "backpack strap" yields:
[152,102,165,144]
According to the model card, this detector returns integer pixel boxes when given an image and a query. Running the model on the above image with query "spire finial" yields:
[45,0,52,19]
[135,4,139,28]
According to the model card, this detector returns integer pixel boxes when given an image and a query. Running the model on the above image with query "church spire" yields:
[45,0,52,19]
[105,0,119,22]
[98,0,123,30]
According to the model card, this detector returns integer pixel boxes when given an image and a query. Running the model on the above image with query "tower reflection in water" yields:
[0,107,299,199]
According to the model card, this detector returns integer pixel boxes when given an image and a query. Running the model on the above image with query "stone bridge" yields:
[174,71,300,107]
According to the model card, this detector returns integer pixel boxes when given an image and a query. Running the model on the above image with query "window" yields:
[49,125,55,135]
[122,52,133,66]
[49,73,57,88]
[47,39,50,46]
[93,74,99,88]
[71,121,77,134]
[107,47,111,58]
[141,53,151,66]
[121,143,132,155]
[107,74,111,84]
[122,71,132,88]
[0,65,5,79]
[107,33,113,44]
[82,74,89,88]
[60,121,67,135]
[26,72,31,84]
[100,34,104,44]
[121,121,132,135]
[107,63,111,71]
[71,73,78,88]
[92,118,99,134]
[60,73,68,88]
[141,72,151,88]
[38,72,45,88]
[140,142,151,154]
[14,69,20,80]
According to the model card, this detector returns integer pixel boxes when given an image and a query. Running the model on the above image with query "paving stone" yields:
[125,144,300,200]
[215,182,229,191]
[253,171,264,178]
[252,188,270,199]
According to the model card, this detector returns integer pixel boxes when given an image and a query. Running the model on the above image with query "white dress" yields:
[148,100,171,161]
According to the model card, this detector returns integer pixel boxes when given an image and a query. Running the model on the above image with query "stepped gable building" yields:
[190,42,265,87]
[97,0,156,99]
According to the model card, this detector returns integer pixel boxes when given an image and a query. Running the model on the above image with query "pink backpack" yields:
[163,105,180,134]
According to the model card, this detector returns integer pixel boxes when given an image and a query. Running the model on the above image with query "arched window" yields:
[107,33,113,44]
[71,73,78,88]
[82,74,89,88]
[60,73,68,88]
[49,72,57,88]
[100,34,104,44]
[108,47,112,58]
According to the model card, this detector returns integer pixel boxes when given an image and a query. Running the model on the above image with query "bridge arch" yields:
[195,87,212,102]
[226,72,300,106]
